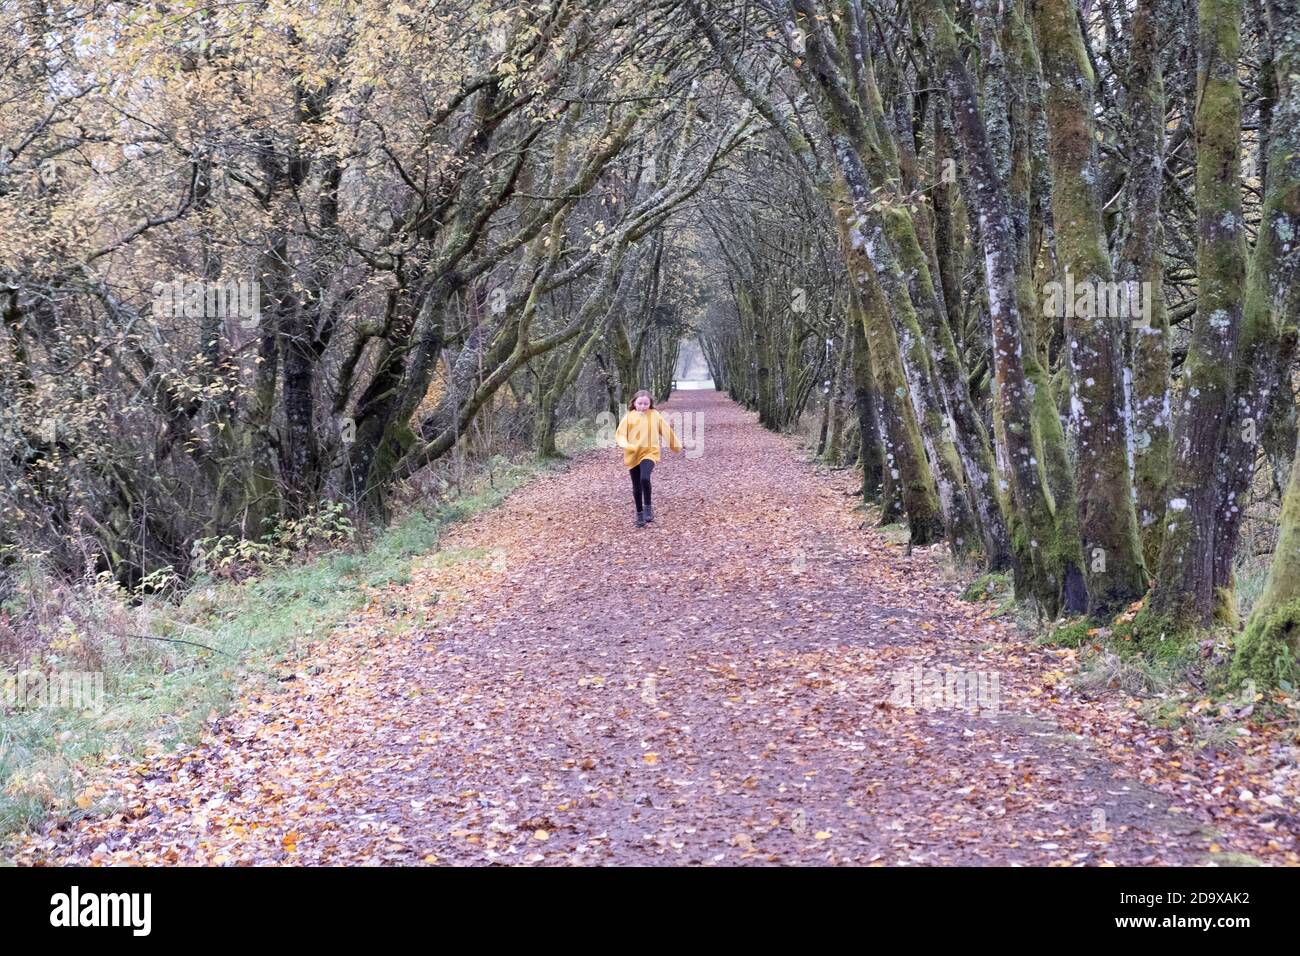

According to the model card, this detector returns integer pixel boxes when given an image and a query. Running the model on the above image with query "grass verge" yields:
[1,433,590,848]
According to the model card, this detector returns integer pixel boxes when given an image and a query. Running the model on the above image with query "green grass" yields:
[1232,548,1273,623]
[0,436,588,847]
[878,522,911,546]
[1035,616,1092,648]
[1070,647,1185,697]
[960,571,1014,608]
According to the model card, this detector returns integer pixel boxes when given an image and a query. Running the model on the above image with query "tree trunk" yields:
[1211,0,1300,605]
[1147,0,1247,634]
[1232,430,1300,688]
[1120,0,1172,571]
[850,307,888,507]
[1034,0,1148,619]
[918,0,1086,615]
[837,189,945,544]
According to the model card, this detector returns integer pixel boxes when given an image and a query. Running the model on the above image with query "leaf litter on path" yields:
[11,391,1299,866]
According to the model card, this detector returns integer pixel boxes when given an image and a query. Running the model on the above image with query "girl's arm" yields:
[615,414,633,450]
[657,411,684,453]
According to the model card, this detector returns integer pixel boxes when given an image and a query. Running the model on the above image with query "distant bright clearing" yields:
[675,379,715,391]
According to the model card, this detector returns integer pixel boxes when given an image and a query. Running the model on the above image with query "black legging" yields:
[629,459,654,512]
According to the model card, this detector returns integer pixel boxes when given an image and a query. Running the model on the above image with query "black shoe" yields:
[644,505,654,523]
[635,511,646,528]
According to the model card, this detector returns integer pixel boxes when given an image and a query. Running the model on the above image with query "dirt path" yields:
[16,390,1298,865]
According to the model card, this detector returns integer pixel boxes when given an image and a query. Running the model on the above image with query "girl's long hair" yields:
[627,389,654,411]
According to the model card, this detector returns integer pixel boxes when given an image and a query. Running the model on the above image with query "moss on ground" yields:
[1230,598,1300,690]
[1036,616,1092,648]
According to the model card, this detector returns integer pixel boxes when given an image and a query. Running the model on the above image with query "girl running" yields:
[615,389,683,527]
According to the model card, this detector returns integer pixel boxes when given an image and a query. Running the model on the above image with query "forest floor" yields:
[11,390,1300,865]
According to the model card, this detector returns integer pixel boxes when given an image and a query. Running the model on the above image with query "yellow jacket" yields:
[615,409,682,469]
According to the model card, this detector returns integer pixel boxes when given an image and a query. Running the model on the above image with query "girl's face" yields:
[633,395,651,412]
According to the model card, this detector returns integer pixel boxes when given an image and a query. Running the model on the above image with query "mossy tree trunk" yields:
[690,0,946,545]
[1232,430,1300,687]
[1212,0,1300,603]
[1033,0,1148,620]
[536,306,617,459]
[796,0,981,560]
[1119,0,1172,571]
[835,184,945,544]
[883,56,1013,569]
[1147,0,1247,634]
[820,315,852,463]
[1007,0,1088,615]
[1228,0,1300,684]
[917,0,1086,616]
[850,309,890,509]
